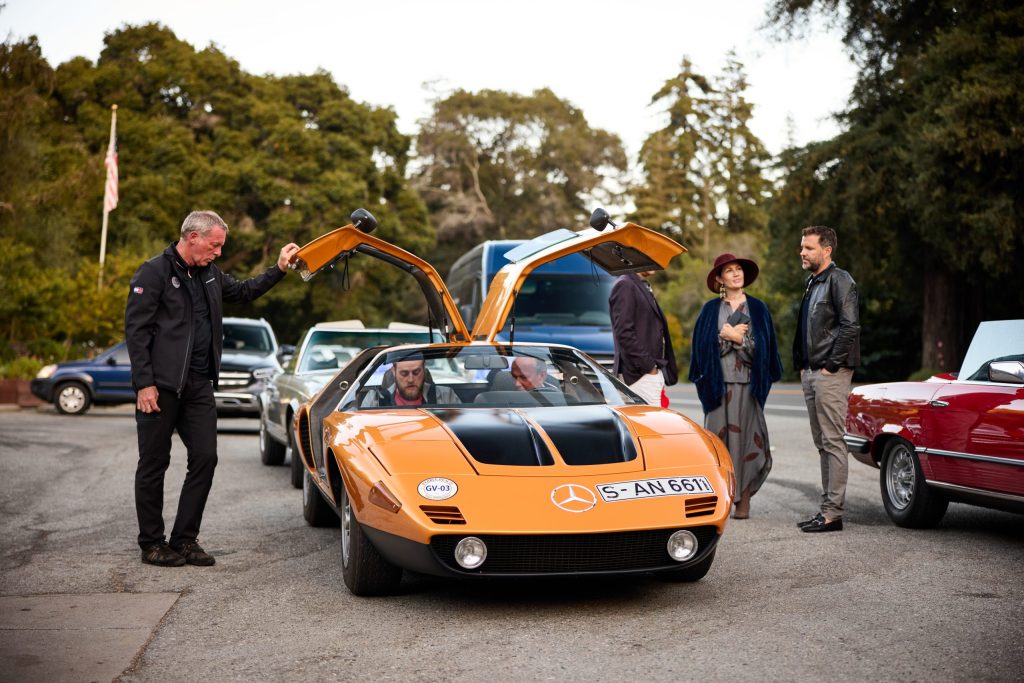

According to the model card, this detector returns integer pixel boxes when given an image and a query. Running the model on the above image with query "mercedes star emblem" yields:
[551,484,597,513]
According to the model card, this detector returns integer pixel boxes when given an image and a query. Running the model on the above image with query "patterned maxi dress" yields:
[704,300,772,496]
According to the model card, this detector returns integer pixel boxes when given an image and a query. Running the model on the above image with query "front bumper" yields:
[214,390,261,416]
[363,524,720,578]
[30,379,54,402]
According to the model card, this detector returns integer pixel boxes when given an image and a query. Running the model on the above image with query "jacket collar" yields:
[806,261,836,286]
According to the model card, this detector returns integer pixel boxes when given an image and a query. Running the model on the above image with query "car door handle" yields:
[930,399,949,407]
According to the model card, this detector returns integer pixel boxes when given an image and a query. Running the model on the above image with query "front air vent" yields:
[685,495,718,517]
[420,505,466,525]
[297,411,312,469]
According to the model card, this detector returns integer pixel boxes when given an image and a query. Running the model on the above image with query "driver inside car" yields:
[361,355,461,407]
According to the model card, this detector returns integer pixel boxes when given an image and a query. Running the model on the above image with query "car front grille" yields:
[430,526,718,574]
[218,370,250,389]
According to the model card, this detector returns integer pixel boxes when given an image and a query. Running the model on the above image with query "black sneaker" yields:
[172,541,216,566]
[141,542,186,567]
[797,513,825,529]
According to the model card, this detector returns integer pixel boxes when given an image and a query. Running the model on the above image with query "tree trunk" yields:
[920,264,961,372]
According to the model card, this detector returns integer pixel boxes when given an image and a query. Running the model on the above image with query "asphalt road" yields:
[1,395,1022,682]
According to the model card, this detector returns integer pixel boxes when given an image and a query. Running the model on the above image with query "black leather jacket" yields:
[125,242,285,393]
[793,263,860,373]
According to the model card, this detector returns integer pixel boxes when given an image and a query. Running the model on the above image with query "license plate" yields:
[596,476,715,502]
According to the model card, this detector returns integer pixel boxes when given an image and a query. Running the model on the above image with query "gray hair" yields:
[181,210,229,239]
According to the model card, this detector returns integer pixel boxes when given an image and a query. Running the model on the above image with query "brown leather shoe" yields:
[141,542,185,567]
[171,541,216,566]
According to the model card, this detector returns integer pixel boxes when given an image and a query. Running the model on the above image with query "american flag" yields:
[103,107,118,213]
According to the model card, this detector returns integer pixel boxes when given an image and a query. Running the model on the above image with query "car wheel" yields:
[259,418,286,466]
[302,470,339,528]
[339,481,402,596]
[880,438,948,528]
[289,415,303,489]
[654,549,716,583]
[54,382,91,415]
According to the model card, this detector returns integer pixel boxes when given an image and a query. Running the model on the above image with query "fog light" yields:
[454,537,487,569]
[667,530,698,562]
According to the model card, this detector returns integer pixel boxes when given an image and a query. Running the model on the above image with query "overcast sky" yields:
[3,0,855,159]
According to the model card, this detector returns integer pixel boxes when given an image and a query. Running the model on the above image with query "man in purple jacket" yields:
[609,271,678,404]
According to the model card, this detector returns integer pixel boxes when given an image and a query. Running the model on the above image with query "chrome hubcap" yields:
[302,471,311,507]
[58,386,85,413]
[341,489,351,568]
[886,445,915,510]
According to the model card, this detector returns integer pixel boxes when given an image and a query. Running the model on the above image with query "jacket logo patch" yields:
[171,276,181,288]
[133,286,144,294]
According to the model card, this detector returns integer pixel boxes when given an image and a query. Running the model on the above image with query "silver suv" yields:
[217,317,283,417]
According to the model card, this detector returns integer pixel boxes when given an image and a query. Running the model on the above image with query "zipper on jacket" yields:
[176,265,195,397]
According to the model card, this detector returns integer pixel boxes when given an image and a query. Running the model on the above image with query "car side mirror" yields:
[106,357,118,366]
[988,360,1024,384]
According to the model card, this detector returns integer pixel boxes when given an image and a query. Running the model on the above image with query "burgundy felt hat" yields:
[706,252,759,293]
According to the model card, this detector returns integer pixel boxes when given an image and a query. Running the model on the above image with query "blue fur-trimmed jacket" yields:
[688,296,783,415]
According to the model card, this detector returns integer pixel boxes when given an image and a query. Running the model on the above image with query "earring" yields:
[719,283,726,300]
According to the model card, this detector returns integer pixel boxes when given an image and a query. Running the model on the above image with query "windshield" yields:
[223,324,273,354]
[502,274,613,328]
[299,329,439,373]
[960,320,1024,380]
[340,345,644,411]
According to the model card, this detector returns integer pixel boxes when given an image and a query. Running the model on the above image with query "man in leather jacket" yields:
[793,225,860,533]
[125,210,299,566]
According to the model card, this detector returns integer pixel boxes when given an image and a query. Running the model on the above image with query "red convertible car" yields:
[845,320,1024,527]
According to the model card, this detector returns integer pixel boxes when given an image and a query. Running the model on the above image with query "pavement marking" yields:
[0,592,179,683]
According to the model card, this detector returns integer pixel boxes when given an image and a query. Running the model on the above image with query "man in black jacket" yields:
[793,225,860,533]
[609,271,678,405]
[125,210,299,566]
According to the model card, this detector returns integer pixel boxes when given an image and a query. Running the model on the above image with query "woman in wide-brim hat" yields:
[688,253,783,519]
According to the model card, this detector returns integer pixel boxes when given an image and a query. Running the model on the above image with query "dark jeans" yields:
[135,372,217,549]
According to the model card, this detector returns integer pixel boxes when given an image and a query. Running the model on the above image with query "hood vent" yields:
[420,505,466,525]
[684,495,718,517]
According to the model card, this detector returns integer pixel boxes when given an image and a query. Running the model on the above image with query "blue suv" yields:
[31,342,134,414]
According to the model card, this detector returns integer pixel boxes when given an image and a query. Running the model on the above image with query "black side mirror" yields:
[350,208,377,234]
[590,207,616,231]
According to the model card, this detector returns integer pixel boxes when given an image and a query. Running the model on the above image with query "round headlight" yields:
[454,536,487,569]
[36,364,57,380]
[667,530,698,562]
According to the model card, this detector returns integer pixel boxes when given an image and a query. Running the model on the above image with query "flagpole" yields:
[98,104,118,290]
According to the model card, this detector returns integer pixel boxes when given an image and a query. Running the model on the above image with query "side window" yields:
[112,345,132,365]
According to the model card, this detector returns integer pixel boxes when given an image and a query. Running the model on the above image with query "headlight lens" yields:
[35,364,57,379]
[252,367,276,381]
[454,537,487,569]
[667,530,698,562]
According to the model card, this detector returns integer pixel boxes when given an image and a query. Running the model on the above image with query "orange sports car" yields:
[290,209,735,595]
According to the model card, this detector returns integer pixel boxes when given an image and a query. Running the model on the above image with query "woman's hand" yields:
[720,323,749,344]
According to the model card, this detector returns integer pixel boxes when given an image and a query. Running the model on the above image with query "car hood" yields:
[471,224,686,342]
[220,351,276,371]
[337,404,718,476]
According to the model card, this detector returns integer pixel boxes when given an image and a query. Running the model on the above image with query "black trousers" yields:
[135,372,217,549]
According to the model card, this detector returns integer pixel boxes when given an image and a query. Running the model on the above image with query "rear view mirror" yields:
[463,355,509,370]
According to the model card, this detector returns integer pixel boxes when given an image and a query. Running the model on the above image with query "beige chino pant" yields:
[801,367,854,520]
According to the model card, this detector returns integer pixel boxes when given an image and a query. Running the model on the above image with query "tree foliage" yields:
[413,88,628,274]
[0,24,432,364]
[766,0,1024,375]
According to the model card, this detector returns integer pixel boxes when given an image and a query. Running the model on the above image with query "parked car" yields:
[845,319,1024,527]
[31,342,133,415]
[447,238,616,367]
[215,317,284,417]
[259,320,443,488]
[284,210,735,597]
[31,317,285,417]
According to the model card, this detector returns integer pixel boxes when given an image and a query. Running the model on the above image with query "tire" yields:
[54,382,91,415]
[259,417,286,466]
[880,439,948,528]
[289,414,303,489]
[339,480,402,596]
[302,470,339,528]
[654,549,716,583]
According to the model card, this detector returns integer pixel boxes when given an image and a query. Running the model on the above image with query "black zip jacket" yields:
[125,242,286,393]
[792,262,861,373]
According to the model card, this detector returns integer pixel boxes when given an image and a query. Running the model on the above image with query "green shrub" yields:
[0,356,45,380]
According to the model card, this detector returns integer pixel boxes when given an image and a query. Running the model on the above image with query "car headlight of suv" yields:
[36,364,57,380]
[252,367,276,381]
